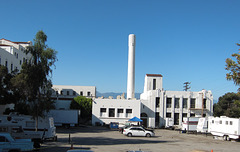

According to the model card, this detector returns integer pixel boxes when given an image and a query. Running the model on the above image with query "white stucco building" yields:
[92,74,213,128]
[140,74,213,128]
[92,99,141,126]
[0,38,32,72]
[51,85,96,110]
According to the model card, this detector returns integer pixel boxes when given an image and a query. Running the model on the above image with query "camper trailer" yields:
[0,113,57,141]
[208,116,240,140]
[182,117,200,132]
[197,117,209,133]
[165,118,174,129]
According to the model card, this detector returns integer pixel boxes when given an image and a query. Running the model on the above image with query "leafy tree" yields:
[11,30,57,129]
[226,43,240,91]
[214,92,240,118]
[0,65,20,105]
[70,96,92,119]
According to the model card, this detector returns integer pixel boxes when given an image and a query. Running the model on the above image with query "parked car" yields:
[123,126,155,137]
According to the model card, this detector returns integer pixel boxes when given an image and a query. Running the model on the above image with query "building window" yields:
[60,91,63,95]
[174,98,180,108]
[5,60,7,67]
[230,121,233,125]
[100,108,106,117]
[190,98,195,108]
[183,98,188,108]
[80,91,83,96]
[126,109,132,117]
[67,91,69,95]
[109,108,115,117]
[166,98,172,108]
[219,120,222,124]
[225,121,228,125]
[155,112,159,127]
[190,113,195,117]
[166,113,171,118]
[73,91,76,96]
[87,92,91,96]
[56,91,58,96]
[20,60,22,65]
[117,109,123,113]
[156,97,160,108]
[174,113,179,125]
[203,99,206,108]
[153,79,156,90]
[11,64,13,71]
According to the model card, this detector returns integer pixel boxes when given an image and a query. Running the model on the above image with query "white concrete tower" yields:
[127,34,136,99]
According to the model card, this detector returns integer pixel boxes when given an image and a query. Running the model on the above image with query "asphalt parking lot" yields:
[40,126,240,152]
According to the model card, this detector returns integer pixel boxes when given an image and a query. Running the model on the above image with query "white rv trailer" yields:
[208,116,240,140]
[0,113,57,141]
[197,117,209,133]
[165,118,174,129]
[182,117,200,132]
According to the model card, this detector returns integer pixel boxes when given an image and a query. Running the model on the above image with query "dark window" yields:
[190,98,195,108]
[11,64,13,71]
[126,109,132,113]
[5,60,7,67]
[219,120,222,124]
[73,91,76,96]
[117,109,123,113]
[60,91,63,95]
[175,98,180,108]
[203,99,206,108]
[190,113,195,117]
[67,91,69,95]
[183,98,188,108]
[155,112,159,127]
[153,79,156,90]
[0,136,9,142]
[230,121,233,125]
[174,113,179,125]
[80,91,83,96]
[20,60,22,65]
[166,113,171,118]
[87,92,91,96]
[167,98,172,108]
[109,108,115,117]
[156,97,160,108]
[100,108,106,112]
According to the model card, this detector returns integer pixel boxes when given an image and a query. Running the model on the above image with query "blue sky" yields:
[1,0,240,101]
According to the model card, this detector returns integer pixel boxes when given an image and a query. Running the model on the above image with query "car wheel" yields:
[127,133,132,137]
[146,133,151,137]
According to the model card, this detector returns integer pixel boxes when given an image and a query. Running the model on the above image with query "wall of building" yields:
[92,99,141,126]
[51,85,96,110]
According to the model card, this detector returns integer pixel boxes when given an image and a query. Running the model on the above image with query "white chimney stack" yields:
[127,34,136,99]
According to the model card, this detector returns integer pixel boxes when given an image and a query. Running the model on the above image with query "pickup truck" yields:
[0,133,33,152]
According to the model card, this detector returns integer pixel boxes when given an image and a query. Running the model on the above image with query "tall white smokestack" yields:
[127,34,135,99]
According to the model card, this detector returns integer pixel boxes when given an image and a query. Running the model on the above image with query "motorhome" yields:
[208,116,240,140]
[196,117,209,133]
[0,113,57,141]
[182,117,200,132]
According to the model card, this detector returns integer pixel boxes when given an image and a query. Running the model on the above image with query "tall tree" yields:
[11,30,57,129]
[226,43,240,91]
[214,92,240,118]
[70,96,92,120]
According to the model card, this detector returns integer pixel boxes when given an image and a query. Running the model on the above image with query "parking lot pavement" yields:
[40,126,240,152]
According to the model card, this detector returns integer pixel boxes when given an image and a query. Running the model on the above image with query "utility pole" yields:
[183,82,191,91]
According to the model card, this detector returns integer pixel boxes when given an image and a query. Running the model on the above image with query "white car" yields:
[123,126,155,137]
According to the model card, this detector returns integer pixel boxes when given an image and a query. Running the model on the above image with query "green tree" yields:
[214,92,240,118]
[226,43,240,91]
[0,65,20,105]
[70,96,92,119]
[11,30,57,129]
